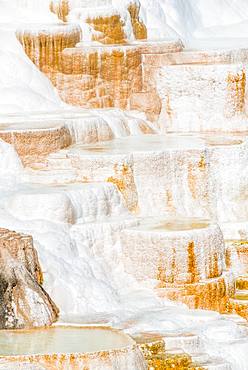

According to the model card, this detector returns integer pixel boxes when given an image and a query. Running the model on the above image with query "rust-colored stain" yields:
[187,242,198,283]
[139,122,154,134]
[171,248,176,283]
[107,164,138,213]
[0,126,71,158]
[165,95,173,120]
[165,190,175,212]
[128,3,147,40]
[212,252,220,278]
[107,164,130,192]
[157,263,166,288]
[158,273,230,313]
[198,154,206,170]
[227,298,248,321]
[226,70,246,116]
[236,276,248,290]
[187,164,197,200]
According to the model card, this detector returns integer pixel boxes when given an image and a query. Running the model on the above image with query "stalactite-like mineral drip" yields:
[16,23,81,71]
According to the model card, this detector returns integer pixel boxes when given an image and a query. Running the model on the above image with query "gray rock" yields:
[0,229,59,329]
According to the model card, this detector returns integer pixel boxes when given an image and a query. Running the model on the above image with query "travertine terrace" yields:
[1,0,248,369]
[0,326,146,369]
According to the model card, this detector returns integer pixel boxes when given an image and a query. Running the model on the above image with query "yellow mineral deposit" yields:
[86,13,127,44]
[227,294,248,321]
[157,273,233,312]
[50,0,147,42]
[122,218,225,285]
[147,351,193,370]
[16,23,81,71]
[50,44,142,108]
[132,333,205,370]
[127,2,147,40]
[225,70,246,117]
[3,1,248,368]
[236,275,248,290]
[107,163,139,213]
[42,39,183,109]
[133,333,166,359]
[50,0,70,21]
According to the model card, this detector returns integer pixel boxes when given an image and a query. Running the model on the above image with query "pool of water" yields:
[0,326,134,356]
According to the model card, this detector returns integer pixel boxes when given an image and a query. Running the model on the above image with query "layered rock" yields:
[133,332,231,369]
[0,229,58,329]
[0,229,42,284]
[37,135,207,215]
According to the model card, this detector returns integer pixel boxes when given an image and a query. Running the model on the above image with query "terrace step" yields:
[33,135,248,223]
[47,39,183,109]
[0,109,154,162]
[121,218,225,285]
[4,182,129,224]
[143,40,248,132]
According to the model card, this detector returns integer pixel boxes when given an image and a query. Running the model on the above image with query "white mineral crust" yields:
[1,1,248,369]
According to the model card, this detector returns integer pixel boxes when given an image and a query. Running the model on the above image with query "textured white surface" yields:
[121,219,225,284]
[144,60,248,133]
[0,29,63,114]
[0,0,56,24]
[139,0,248,44]
[1,1,248,368]
[39,135,248,222]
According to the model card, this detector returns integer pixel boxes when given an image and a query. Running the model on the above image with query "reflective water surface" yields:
[0,326,134,356]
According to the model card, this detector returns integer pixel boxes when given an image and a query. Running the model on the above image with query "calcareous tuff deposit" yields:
[1,0,248,369]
